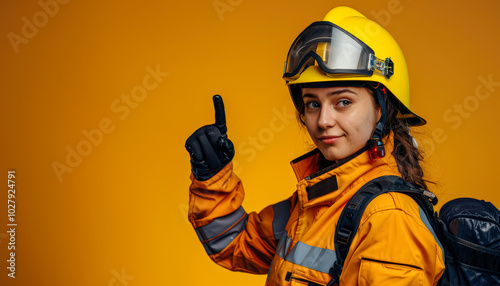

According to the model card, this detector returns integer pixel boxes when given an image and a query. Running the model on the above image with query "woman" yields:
[185,6,445,285]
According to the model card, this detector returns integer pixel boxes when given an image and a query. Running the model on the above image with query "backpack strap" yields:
[327,175,437,285]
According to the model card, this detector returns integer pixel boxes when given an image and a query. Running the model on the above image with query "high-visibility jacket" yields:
[188,135,445,285]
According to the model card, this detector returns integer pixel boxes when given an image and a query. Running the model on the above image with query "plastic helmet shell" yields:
[286,6,425,126]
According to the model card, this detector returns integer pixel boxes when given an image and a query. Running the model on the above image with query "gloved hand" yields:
[185,95,235,181]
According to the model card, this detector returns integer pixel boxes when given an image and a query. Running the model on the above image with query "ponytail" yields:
[384,95,430,190]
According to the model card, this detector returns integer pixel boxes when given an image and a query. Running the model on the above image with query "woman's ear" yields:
[376,105,382,122]
[366,87,382,122]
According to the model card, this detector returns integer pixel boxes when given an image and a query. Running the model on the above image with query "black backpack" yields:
[326,176,500,286]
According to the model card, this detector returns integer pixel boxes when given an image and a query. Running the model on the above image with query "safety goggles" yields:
[283,21,394,81]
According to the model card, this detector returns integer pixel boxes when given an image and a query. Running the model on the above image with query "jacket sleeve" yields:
[188,162,292,274]
[340,193,445,286]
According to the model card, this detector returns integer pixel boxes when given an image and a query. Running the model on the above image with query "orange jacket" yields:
[188,136,445,285]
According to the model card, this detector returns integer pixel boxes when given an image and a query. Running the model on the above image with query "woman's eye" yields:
[337,99,351,107]
[305,101,320,109]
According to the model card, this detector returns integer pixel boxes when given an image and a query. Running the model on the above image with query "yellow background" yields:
[2,0,500,285]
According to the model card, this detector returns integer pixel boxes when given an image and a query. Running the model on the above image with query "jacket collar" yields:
[290,133,401,204]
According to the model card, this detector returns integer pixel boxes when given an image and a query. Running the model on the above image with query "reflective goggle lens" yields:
[284,22,393,80]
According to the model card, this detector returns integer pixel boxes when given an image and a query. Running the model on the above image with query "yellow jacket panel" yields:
[188,135,445,285]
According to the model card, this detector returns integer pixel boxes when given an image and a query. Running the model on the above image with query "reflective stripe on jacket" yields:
[188,134,445,285]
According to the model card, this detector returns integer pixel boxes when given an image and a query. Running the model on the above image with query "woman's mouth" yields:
[319,135,341,144]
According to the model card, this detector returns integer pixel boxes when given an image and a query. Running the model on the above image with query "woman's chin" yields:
[320,149,344,162]
[319,145,361,162]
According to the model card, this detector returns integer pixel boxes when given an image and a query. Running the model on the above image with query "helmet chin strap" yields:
[368,85,387,160]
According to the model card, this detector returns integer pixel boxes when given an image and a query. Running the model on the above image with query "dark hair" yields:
[383,93,430,190]
[294,83,430,190]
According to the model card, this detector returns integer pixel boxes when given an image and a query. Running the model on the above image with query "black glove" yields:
[185,95,235,181]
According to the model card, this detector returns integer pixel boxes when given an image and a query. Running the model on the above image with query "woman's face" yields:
[302,86,381,162]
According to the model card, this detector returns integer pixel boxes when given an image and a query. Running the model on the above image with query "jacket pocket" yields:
[289,277,324,286]
[358,257,424,286]
[285,271,325,286]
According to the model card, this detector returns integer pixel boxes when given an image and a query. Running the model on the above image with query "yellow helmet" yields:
[283,6,425,126]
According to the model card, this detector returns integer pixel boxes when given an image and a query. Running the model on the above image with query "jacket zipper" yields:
[361,257,423,270]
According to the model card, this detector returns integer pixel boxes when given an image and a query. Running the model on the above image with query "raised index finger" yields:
[213,94,227,136]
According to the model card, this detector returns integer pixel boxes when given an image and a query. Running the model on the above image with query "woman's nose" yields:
[317,106,336,130]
